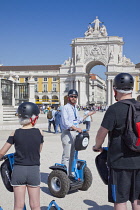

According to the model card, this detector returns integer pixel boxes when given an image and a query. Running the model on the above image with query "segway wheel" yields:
[48,170,70,198]
[79,166,92,191]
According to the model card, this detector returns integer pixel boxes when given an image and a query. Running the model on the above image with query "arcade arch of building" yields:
[0,17,140,112]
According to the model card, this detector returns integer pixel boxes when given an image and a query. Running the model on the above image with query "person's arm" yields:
[0,142,12,159]
[92,126,108,152]
[82,110,96,121]
[90,114,93,121]
[40,143,43,153]
[0,131,15,158]
[70,125,82,133]
[39,129,44,152]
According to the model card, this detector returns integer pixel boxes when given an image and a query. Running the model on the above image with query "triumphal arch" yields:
[59,17,138,106]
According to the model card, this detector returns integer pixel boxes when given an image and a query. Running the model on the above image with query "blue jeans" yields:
[85,121,91,131]
[55,124,62,133]
[48,120,55,132]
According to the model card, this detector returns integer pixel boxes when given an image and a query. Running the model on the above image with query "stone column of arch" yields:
[78,77,88,106]
[133,75,137,99]
[111,79,115,104]
[75,78,79,104]
[107,79,111,105]
[110,79,114,105]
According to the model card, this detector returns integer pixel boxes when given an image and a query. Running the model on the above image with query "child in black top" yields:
[0,102,43,210]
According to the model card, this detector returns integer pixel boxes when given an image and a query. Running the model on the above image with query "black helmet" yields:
[18,102,40,118]
[68,89,78,96]
[113,73,134,91]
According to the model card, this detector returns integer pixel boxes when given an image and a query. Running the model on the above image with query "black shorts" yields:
[108,168,140,203]
[11,165,40,187]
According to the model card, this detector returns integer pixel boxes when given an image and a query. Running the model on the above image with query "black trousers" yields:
[48,120,55,132]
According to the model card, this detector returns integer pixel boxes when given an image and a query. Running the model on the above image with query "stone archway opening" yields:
[42,95,49,102]
[91,65,106,80]
[86,61,105,74]
[85,61,107,106]
[35,95,39,102]
[52,95,58,102]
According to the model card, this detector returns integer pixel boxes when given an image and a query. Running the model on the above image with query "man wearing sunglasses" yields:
[61,89,95,175]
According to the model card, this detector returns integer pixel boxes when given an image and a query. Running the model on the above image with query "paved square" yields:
[0,111,132,209]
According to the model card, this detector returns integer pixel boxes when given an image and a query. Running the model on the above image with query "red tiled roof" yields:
[0,65,61,71]
[90,73,96,79]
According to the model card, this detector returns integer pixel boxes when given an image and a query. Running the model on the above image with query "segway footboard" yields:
[49,163,67,174]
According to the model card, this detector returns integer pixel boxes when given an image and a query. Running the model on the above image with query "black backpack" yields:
[119,100,140,152]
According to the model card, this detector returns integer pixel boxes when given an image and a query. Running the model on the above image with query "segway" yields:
[48,130,92,198]
[0,154,26,210]
[47,200,63,210]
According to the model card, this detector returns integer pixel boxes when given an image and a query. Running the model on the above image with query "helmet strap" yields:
[30,116,39,126]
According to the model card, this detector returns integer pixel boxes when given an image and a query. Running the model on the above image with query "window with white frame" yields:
[44,77,48,81]
[52,83,57,92]
[53,77,57,81]
[43,83,47,92]
[34,77,38,81]
[65,83,69,92]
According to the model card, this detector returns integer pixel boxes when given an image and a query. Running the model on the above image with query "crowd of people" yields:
[0,72,140,210]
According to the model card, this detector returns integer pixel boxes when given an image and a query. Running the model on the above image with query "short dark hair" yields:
[51,105,54,109]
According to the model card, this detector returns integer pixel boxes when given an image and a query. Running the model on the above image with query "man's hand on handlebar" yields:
[92,145,103,152]
[76,128,83,133]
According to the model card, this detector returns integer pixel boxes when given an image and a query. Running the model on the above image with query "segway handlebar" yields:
[0,153,14,161]
[77,129,88,133]
[0,155,8,161]
[93,146,108,152]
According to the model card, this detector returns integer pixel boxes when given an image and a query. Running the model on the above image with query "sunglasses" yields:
[69,95,77,98]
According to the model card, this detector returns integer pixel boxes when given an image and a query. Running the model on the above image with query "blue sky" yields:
[0,0,140,79]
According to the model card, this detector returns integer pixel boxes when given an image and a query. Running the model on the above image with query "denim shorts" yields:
[11,165,40,187]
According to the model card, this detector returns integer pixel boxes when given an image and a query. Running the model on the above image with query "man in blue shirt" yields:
[61,89,94,175]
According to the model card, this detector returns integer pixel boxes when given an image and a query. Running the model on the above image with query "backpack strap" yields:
[118,100,136,132]
[118,100,138,113]
[119,99,135,106]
